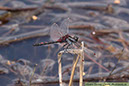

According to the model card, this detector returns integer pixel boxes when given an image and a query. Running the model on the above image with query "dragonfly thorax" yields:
[68,35,78,43]
[57,34,70,43]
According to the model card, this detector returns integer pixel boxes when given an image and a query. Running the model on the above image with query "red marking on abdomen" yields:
[40,42,44,44]
[57,39,62,42]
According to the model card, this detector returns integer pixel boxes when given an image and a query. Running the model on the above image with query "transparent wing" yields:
[50,23,63,41]
[84,47,95,56]
[60,18,71,36]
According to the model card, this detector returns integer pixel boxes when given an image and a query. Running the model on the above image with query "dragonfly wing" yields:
[60,18,71,36]
[84,47,95,56]
[50,23,62,41]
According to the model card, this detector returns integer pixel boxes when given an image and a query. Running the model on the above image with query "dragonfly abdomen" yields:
[33,41,59,46]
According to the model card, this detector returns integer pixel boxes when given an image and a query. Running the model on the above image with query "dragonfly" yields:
[33,18,79,49]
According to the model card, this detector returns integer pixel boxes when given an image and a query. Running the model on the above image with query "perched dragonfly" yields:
[33,18,79,48]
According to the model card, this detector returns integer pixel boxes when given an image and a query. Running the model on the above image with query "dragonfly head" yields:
[73,36,79,42]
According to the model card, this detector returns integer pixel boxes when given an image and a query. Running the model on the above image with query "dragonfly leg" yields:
[65,44,70,49]
[63,44,71,53]
[62,43,68,48]
[66,38,71,43]
[61,43,68,53]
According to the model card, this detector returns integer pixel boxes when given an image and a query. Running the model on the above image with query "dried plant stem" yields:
[58,53,63,86]
[58,42,84,86]
[79,55,83,86]
[0,4,68,12]
[29,64,37,86]
[0,28,49,45]
[31,73,129,85]
[79,42,84,86]
[109,49,124,76]
[69,54,80,86]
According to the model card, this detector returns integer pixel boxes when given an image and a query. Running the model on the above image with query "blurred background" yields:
[0,0,129,86]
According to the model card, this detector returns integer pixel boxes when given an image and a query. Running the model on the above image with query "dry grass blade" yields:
[29,64,37,86]
[79,42,84,86]
[58,53,63,86]
[69,54,80,86]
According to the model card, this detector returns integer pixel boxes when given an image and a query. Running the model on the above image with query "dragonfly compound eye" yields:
[74,36,79,42]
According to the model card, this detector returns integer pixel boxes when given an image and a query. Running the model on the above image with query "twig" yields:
[0,4,68,12]
[69,25,95,30]
[29,64,37,86]
[69,54,80,86]
[0,28,49,46]
[71,4,114,14]
[31,73,129,85]
[79,42,84,86]
[109,49,124,76]
[58,53,63,86]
